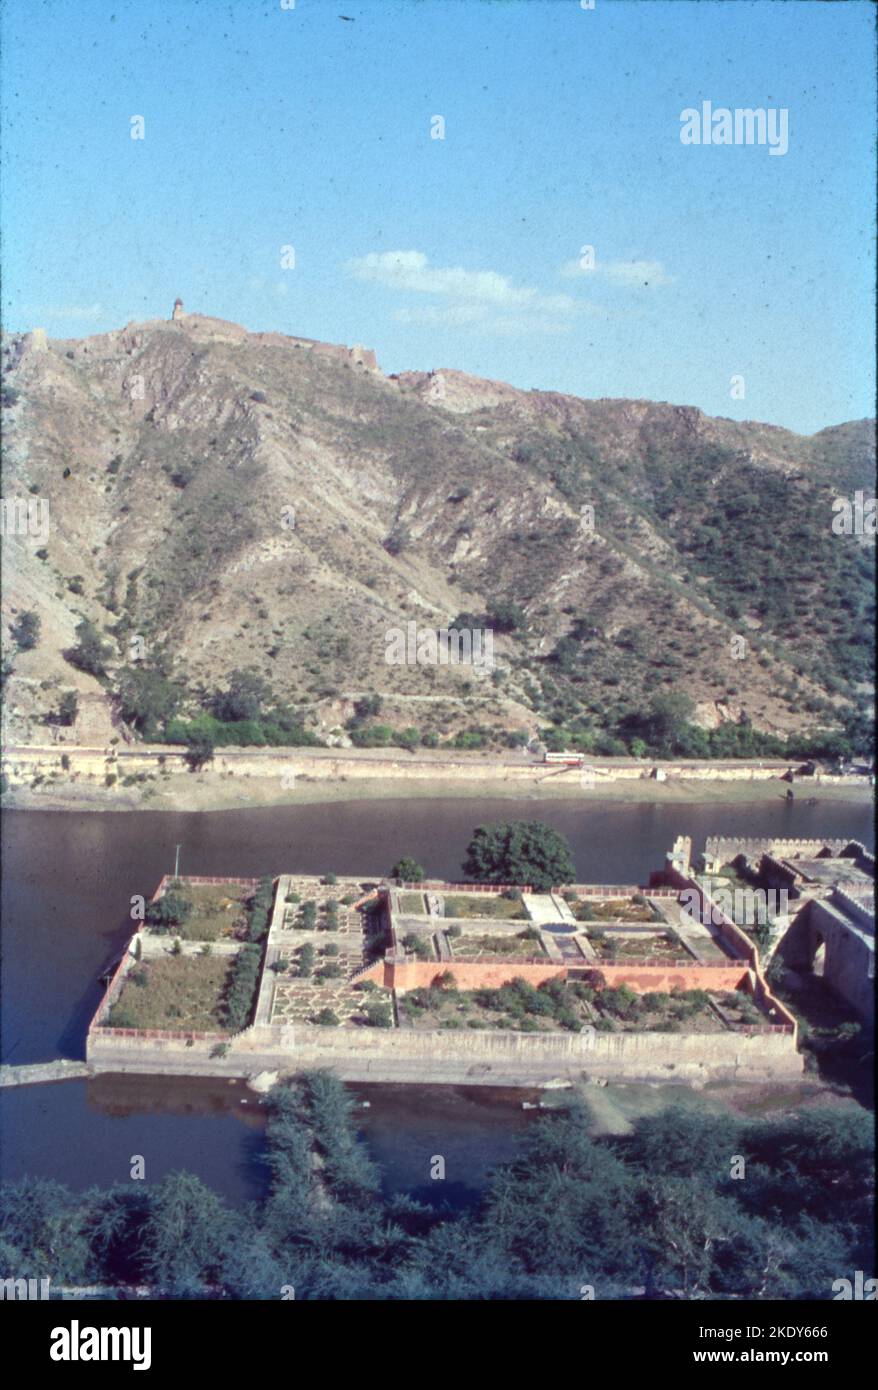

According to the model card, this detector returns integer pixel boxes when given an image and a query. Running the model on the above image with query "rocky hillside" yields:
[1,311,874,752]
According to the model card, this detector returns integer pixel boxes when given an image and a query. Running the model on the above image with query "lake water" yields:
[1,797,872,1202]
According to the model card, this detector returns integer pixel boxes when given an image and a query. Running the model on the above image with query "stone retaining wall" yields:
[6,746,869,792]
[702,837,857,871]
[663,870,798,1036]
[87,1018,803,1085]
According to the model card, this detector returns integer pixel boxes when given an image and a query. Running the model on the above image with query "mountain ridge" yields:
[2,311,874,755]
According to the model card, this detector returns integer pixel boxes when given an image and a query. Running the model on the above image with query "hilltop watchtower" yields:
[171,297,185,322]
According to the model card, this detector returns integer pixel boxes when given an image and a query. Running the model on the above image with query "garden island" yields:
[87,822,873,1090]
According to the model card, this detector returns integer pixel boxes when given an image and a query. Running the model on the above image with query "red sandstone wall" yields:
[384,959,750,994]
[88,945,134,1031]
[354,961,385,985]
[587,964,749,993]
[387,961,564,992]
[393,880,680,895]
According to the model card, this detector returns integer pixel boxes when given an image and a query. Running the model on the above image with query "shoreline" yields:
[2,770,873,814]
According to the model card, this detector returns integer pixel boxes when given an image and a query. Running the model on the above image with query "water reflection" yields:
[2,798,872,1202]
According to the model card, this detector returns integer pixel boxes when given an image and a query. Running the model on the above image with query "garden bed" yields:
[398,892,427,914]
[105,955,238,1031]
[570,896,655,923]
[400,976,589,1033]
[591,985,764,1033]
[397,977,766,1036]
[449,931,545,961]
[588,930,687,962]
[145,881,255,942]
[441,894,528,920]
[280,893,359,934]
[271,978,393,1028]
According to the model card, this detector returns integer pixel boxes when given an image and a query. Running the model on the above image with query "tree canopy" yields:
[117,667,181,735]
[210,669,272,724]
[65,619,111,678]
[145,892,192,929]
[184,729,215,770]
[11,610,41,651]
[1,1091,870,1300]
[391,857,425,882]
[462,820,576,891]
[57,691,78,726]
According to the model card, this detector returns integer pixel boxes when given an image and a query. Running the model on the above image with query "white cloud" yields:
[346,250,542,306]
[394,304,572,336]
[395,304,488,326]
[560,258,674,287]
[346,250,599,334]
[28,303,105,322]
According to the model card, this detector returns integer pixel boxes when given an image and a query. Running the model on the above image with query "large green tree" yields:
[117,666,181,735]
[462,820,576,890]
[211,669,272,723]
[58,691,79,726]
[0,1095,872,1300]
[145,892,192,929]
[66,619,111,678]
[11,610,41,651]
[0,1177,92,1284]
[481,1109,638,1279]
[184,729,215,770]
[139,1171,235,1295]
[391,857,425,882]
[644,691,696,755]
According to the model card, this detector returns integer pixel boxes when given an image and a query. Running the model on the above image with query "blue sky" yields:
[1,0,874,434]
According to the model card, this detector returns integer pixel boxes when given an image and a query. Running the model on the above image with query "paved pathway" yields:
[523,894,567,926]
[1,1060,90,1088]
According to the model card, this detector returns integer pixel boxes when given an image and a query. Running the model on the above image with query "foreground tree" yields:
[138,1171,235,1295]
[0,1177,92,1284]
[0,1098,871,1299]
[481,1109,638,1279]
[623,1108,740,1182]
[462,820,575,891]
